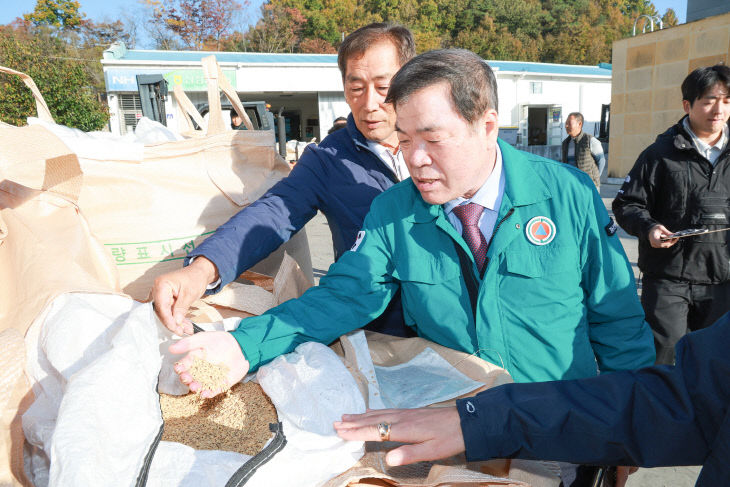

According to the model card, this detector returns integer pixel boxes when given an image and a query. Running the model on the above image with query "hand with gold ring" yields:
[334,407,464,466]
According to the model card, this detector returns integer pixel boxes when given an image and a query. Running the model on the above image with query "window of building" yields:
[118,94,142,135]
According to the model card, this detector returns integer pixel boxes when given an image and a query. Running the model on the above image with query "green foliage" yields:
[24,0,85,29]
[0,30,108,130]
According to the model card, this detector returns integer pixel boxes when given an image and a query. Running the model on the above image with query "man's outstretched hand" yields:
[334,407,464,466]
[169,331,250,398]
[151,257,219,336]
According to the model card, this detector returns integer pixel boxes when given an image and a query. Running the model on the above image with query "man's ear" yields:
[483,109,499,138]
[682,99,691,115]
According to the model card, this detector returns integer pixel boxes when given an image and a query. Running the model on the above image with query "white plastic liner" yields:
[21,293,484,486]
[21,294,364,487]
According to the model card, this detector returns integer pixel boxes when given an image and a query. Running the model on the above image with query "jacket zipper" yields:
[485,208,515,260]
[455,207,515,321]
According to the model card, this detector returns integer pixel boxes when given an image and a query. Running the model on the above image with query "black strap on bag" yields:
[136,375,163,487]
[135,423,163,487]
[137,322,287,486]
[136,421,286,487]
[225,422,287,487]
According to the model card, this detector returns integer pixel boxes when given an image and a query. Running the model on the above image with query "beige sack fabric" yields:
[328,332,561,487]
[0,148,122,338]
[0,56,312,304]
[0,329,32,487]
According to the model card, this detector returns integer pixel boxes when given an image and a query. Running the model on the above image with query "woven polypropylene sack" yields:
[0,329,32,486]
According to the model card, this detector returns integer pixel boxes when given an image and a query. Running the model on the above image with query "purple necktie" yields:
[452,203,488,273]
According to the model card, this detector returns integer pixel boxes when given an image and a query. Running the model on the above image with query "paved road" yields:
[303,182,701,485]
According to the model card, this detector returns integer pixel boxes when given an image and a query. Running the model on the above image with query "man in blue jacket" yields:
[151,23,416,338]
[333,312,730,487]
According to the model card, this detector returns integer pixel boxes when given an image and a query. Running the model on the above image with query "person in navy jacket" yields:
[335,311,730,487]
[151,23,416,338]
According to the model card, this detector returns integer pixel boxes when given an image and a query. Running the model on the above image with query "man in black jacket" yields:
[612,64,730,364]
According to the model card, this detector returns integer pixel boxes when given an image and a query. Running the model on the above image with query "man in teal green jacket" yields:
[170,49,654,392]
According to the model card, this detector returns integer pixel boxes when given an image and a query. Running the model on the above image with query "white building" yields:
[102,42,611,158]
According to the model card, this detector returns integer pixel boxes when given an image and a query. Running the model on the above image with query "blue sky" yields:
[2,0,689,46]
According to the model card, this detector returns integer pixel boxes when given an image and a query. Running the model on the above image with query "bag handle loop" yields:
[172,84,208,134]
[201,56,253,135]
[0,65,55,123]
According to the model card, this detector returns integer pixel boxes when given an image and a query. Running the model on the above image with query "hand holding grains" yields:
[161,357,277,455]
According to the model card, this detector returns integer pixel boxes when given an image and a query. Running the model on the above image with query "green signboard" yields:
[163,69,237,91]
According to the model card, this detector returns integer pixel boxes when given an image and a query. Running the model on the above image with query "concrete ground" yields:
[303,179,701,486]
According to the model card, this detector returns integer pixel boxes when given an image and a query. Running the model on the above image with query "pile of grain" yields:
[188,357,229,392]
[160,381,277,455]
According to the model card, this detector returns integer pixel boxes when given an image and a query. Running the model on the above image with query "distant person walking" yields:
[613,65,730,364]
[562,112,605,189]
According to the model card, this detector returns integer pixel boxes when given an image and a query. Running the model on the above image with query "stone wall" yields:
[608,12,730,177]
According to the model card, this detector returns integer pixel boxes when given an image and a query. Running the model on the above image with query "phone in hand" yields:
[660,228,709,241]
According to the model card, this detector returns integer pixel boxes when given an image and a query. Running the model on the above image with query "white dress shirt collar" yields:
[682,117,729,165]
[443,144,504,214]
[366,140,408,181]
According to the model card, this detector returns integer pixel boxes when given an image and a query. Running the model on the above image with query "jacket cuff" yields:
[456,391,503,462]
[230,328,263,372]
[184,254,223,295]
[639,218,660,241]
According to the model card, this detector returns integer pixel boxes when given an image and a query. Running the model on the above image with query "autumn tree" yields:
[453,14,537,62]
[80,19,135,48]
[662,8,679,28]
[24,0,85,29]
[144,0,248,50]
[229,0,677,64]
[245,2,306,52]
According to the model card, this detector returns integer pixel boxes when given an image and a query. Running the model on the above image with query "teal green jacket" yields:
[232,140,655,383]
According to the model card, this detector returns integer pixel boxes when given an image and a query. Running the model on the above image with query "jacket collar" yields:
[346,113,371,152]
[670,115,697,151]
[572,131,587,144]
[670,115,730,154]
[409,139,552,224]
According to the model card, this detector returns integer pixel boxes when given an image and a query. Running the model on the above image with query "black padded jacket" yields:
[612,117,730,283]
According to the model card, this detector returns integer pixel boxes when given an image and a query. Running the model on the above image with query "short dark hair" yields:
[337,23,415,81]
[567,112,584,125]
[328,117,348,134]
[682,64,730,106]
[385,49,498,124]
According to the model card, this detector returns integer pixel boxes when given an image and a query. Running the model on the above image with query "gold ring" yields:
[377,422,391,441]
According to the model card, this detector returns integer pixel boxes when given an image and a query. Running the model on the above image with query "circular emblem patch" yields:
[525,216,556,246]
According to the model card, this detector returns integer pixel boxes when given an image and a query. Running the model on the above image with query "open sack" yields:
[0,58,313,486]
[21,292,561,487]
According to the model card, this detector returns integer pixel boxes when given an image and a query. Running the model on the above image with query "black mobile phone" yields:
[660,228,709,241]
